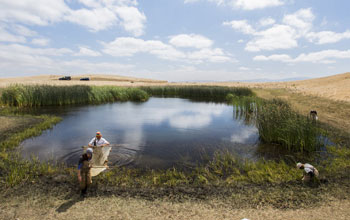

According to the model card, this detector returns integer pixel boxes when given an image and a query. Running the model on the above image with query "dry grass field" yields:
[1,185,350,220]
[0,74,167,88]
[1,72,349,102]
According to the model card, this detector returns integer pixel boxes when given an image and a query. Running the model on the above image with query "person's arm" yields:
[88,138,95,147]
[101,138,110,147]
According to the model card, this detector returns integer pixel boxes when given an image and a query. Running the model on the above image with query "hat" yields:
[296,162,303,169]
[96,131,102,136]
[86,148,93,154]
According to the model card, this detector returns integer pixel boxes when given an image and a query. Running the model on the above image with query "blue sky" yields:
[0,0,349,81]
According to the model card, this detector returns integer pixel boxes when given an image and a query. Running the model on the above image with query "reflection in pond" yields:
[21,98,260,169]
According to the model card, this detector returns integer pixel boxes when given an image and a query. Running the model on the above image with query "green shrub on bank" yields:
[141,86,254,101]
[0,85,149,107]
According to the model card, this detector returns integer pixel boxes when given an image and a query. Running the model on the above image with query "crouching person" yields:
[297,162,319,183]
[78,148,93,196]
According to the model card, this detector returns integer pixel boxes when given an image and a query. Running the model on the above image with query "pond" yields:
[20,98,260,169]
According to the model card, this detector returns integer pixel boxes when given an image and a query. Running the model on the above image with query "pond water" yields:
[20,98,260,169]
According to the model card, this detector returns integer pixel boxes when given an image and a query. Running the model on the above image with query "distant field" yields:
[1,72,349,102]
[0,74,168,88]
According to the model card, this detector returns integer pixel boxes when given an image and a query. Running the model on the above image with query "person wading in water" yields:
[88,131,110,148]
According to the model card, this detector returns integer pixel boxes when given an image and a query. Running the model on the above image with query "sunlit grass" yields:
[0,84,149,107]
[256,99,324,153]
[141,86,255,101]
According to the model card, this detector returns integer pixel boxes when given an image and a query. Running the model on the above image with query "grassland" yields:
[1,73,350,219]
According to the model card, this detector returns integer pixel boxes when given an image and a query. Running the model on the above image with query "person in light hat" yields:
[297,162,319,183]
[88,131,110,147]
[77,148,93,196]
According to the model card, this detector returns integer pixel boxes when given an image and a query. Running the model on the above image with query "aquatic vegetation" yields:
[0,85,149,107]
[226,96,324,153]
[141,86,255,101]
[256,99,324,153]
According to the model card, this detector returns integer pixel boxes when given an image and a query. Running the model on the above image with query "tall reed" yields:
[256,99,323,152]
[0,85,149,107]
[141,86,254,101]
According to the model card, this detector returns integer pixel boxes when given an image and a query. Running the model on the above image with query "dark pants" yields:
[80,161,91,193]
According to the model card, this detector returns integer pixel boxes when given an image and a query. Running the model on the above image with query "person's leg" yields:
[80,161,90,195]
[303,174,311,182]
[80,172,87,195]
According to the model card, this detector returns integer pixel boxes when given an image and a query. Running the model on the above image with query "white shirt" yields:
[304,163,315,173]
[89,137,109,146]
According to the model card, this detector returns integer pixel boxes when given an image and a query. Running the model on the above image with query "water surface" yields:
[21,98,259,169]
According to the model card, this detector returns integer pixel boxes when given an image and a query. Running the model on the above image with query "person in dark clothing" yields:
[77,148,93,196]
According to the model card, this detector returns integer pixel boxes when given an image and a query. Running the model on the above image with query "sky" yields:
[0,0,349,82]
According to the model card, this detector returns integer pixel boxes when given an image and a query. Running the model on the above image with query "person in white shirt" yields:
[88,131,110,147]
[297,162,319,182]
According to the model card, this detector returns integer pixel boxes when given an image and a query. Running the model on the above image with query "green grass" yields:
[256,99,324,153]
[226,96,324,153]
[0,114,62,186]
[94,150,302,188]
[141,86,255,101]
[0,85,149,107]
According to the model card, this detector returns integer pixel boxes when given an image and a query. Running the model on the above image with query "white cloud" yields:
[102,37,232,63]
[259,17,275,26]
[185,0,284,10]
[0,26,26,43]
[282,8,314,35]
[65,8,118,32]
[12,24,37,37]
[0,44,73,57]
[306,31,350,44]
[253,54,292,62]
[115,6,146,37]
[0,0,69,26]
[239,66,250,71]
[31,38,50,46]
[169,34,213,49]
[245,25,298,52]
[224,8,315,52]
[254,50,350,64]
[0,0,146,36]
[223,20,256,34]
[234,0,283,10]
[74,46,101,57]
[102,37,172,57]
[187,48,232,63]
[0,43,132,75]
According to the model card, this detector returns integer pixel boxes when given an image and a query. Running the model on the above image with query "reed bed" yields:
[140,86,254,101]
[226,96,324,153]
[0,85,149,107]
[256,99,323,152]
